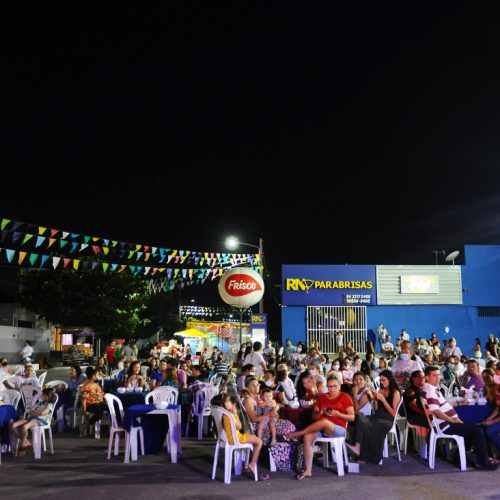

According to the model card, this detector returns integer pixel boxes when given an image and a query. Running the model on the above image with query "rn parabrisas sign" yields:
[282,265,377,306]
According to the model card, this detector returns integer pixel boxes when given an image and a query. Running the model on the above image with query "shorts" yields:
[318,426,347,438]
[28,416,46,426]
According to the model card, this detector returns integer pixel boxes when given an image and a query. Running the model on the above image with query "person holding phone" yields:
[283,374,354,480]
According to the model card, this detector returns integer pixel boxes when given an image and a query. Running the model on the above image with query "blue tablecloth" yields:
[123,403,177,454]
[112,392,147,409]
[455,403,494,424]
[0,405,17,445]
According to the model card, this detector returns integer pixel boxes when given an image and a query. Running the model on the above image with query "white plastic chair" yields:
[403,420,429,459]
[211,406,258,484]
[382,397,403,462]
[145,386,178,405]
[37,371,48,387]
[21,393,59,459]
[104,393,144,463]
[145,386,182,456]
[0,389,22,409]
[186,386,219,440]
[313,435,349,477]
[425,402,466,471]
[20,385,41,419]
[45,380,69,432]
[65,384,82,429]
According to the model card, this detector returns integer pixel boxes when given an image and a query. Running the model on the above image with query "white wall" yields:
[0,325,51,361]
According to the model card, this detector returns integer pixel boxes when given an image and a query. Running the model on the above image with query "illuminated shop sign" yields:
[282,265,377,306]
[400,275,439,294]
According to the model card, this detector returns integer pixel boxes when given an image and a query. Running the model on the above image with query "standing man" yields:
[421,365,496,470]
[105,341,116,374]
[382,335,394,360]
[282,339,296,361]
[263,341,275,363]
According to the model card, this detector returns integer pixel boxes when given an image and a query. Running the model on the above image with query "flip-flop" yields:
[283,433,299,443]
[296,471,312,480]
[259,473,270,481]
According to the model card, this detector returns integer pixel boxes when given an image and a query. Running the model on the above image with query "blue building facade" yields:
[281,245,500,355]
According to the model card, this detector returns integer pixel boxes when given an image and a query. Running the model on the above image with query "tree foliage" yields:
[19,269,148,339]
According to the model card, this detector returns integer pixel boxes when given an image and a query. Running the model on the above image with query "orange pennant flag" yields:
[18,252,27,265]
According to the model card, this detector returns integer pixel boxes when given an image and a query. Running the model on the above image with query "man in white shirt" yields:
[421,365,496,470]
[400,329,410,342]
[3,364,40,390]
[243,342,267,378]
[263,341,276,362]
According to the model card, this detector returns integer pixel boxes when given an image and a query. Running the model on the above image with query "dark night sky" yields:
[1,3,500,324]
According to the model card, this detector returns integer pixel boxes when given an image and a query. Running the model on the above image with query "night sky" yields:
[2,4,500,328]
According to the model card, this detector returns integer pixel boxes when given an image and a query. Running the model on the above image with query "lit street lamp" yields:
[224,236,264,314]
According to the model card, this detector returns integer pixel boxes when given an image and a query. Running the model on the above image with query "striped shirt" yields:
[421,382,457,431]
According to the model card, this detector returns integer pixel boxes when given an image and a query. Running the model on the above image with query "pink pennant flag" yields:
[63,258,71,268]
[50,229,59,237]
[92,246,100,255]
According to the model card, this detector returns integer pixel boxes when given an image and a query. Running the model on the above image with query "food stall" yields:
[56,327,95,365]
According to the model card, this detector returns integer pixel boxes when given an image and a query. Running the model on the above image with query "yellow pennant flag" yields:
[18,251,27,265]
[47,238,56,249]
[38,226,47,235]
[102,247,109,255]
[73,259,80,270]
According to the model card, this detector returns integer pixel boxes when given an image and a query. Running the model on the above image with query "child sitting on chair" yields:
[257,387,278,447]
[12,387,56,456]
[221,393,263,478]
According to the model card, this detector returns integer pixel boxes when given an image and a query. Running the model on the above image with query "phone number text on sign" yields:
[343,294,372,304]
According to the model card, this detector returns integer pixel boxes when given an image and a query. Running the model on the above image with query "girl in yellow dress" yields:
[222,394,263,477]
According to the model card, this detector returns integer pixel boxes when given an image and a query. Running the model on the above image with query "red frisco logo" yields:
[225,274,262,296]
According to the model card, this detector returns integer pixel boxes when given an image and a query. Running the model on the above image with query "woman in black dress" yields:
[348,369,401,464]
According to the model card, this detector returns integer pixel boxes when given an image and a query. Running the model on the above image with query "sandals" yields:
[283,433,299,443]
[296,471,312,480]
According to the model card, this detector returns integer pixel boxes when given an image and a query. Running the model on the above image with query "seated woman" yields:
[124,360,146,389]
[351,372,372,416]
[326,359,344,384]
[66,365,86,405]
[12,387,57,455]
[480,375,500,459]
[276,364,297,406]
[403,370,429,428]
[347,369,401,464]
[161,367,180,389]
[242,376,296,446]
[94,357,107,380]
[296,370,318,405]
[79,367,105,437]
[284,374,354,480]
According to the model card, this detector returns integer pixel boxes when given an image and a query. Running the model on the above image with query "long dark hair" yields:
[296,369,313,399]
[378,369,399,402]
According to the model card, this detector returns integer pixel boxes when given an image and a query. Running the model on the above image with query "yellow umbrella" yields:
[174,328,209,338]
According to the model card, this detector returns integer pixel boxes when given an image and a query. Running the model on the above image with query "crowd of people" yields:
[1,330,499,478]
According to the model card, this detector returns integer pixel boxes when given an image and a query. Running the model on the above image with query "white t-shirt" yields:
[22,345,34,360]
[243,351,266,377]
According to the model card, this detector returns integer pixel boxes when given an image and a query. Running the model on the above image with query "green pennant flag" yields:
[102,262,109,272]
[60,240,69,249]
[84,236,91,244]
[29,253,39,265]
[22,234,34,245]
[0,218,10,230]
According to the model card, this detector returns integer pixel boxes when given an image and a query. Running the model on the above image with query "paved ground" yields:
[1,368,495,500]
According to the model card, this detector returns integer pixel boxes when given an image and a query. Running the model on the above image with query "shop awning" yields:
[174,328,209,338]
